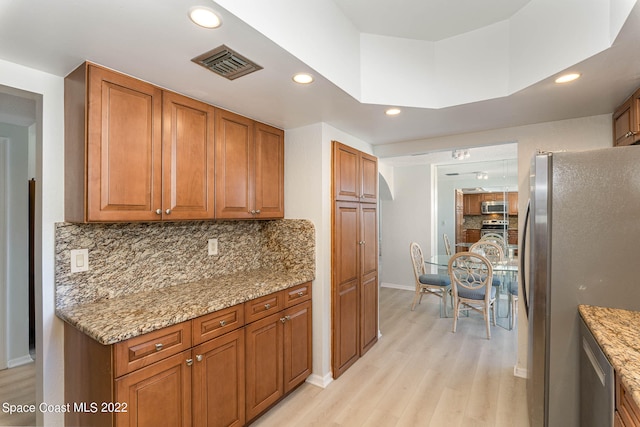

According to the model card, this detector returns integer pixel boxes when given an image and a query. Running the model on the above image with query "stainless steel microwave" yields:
[481,200,507,214]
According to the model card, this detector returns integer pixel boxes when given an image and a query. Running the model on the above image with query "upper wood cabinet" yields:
[463,193,483,215]
[64,62,215,222]
[613,88,640,146]
[162,91,216,220]
[333,141,378,203]
[65,62,283,223]
[215,109,284,219]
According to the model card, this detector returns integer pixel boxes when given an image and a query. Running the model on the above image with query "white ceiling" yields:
[1,0,639,155]
[332,0,531,41]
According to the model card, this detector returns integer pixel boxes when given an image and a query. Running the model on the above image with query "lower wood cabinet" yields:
[616,372,640,427]
[64,283,311,427]
[115,350,193,427]
[245,298,312,421]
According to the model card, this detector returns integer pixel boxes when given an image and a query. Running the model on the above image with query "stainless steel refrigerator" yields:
[525,146,640,427]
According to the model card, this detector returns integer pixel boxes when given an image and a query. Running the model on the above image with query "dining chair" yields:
[469,240,504,264]
[479,233,507,254]
[410,242,451,315]
[448,251,497,339]
[443,233,452,256]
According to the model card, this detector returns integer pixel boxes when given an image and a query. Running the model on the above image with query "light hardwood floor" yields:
[254,287,529,427]
[0,361,36,427]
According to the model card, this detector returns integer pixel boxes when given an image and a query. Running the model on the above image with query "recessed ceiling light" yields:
[292,73,314,84]
[555,73,581,84]
[385,108,401,116]
[189,7,222,29]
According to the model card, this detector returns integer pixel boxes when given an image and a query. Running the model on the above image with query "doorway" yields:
[0,87,37,421]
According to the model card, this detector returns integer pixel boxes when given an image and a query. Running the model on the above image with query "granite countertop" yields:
[578,305,640,409]
[56,268,314,345]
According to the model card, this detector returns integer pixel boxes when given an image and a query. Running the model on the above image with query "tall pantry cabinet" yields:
[331,141,379,379]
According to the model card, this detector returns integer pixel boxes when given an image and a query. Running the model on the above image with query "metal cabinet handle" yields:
[264,303,271,310]
[155,209,162,215]
[186,358,193,366]
[155,343,163,351]
[255,209,261,214]
[195,354,203,362]
[249,210,256,214]
[280,315,291,323]
[165,209,171,215]
[219,320,227,327]
[298,291,304,297]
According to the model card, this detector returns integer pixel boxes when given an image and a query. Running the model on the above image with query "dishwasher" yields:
[580,318,614,427]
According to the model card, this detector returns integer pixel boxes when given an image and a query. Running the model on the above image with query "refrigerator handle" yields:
[520,199,530,318]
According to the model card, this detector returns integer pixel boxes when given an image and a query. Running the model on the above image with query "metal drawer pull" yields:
[264,303,271,310]
[186,358,193,366]
[165,209,171,215]
[255,209,261,214]
[196,354,203,362]
[297,291,304,297]
[155,209,162,215]
[219,320,227,327]
[155,343,163,351]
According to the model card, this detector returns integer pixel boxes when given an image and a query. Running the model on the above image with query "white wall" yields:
[0,59,65,427]
[285,121,373,385]
[379,165,433,289]
[374,114,612,375]
[0,123,30,366]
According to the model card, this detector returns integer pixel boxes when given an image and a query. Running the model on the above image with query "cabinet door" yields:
[463,194,483,215]
[466,229,481,243]
[360,152,378,203]
[332,201,360,378]
[193,329,245,427]
[215,109,254,219]
[162,91,215,220]
[333,142,360,202]
[87,65,162,222]
[115,350,192,427]
[283,300,312,393]
[508,192,518,215]
[359,204,378,355]
[254,122,284,218]
[613,90,640,146]
[245,312,283,421]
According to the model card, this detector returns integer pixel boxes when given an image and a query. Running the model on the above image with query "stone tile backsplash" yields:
[55,219,315,308]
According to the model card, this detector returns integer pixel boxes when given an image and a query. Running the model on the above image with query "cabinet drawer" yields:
[192,304,244,345]
[245,291,284,323]
[284,282,312,308]
[114,322,192,377]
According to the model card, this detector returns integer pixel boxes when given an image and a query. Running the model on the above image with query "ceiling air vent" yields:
[191,45,263,80]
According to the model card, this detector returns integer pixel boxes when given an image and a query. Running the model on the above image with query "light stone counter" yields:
[57,268,314,345]
[578,305,640,410]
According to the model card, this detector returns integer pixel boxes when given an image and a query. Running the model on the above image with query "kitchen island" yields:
[579,305,640,424]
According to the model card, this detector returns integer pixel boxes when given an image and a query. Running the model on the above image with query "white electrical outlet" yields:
[208,238,219,256]
[70,248,89,273]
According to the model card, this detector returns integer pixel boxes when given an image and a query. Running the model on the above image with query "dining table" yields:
[425,254,519,330]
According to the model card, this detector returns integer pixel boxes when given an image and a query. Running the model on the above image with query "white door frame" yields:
[0,137,8,370]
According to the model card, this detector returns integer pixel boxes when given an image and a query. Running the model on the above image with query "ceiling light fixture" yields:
[385,108,401,116]
[452,149,470,160]
[292,73,314,84]
[476,171,489,180]
[189,7,222,29]
[555,73,581,84]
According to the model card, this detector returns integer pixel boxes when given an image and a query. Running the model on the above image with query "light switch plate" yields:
[208,238,219,256]
[70,249,89,273]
